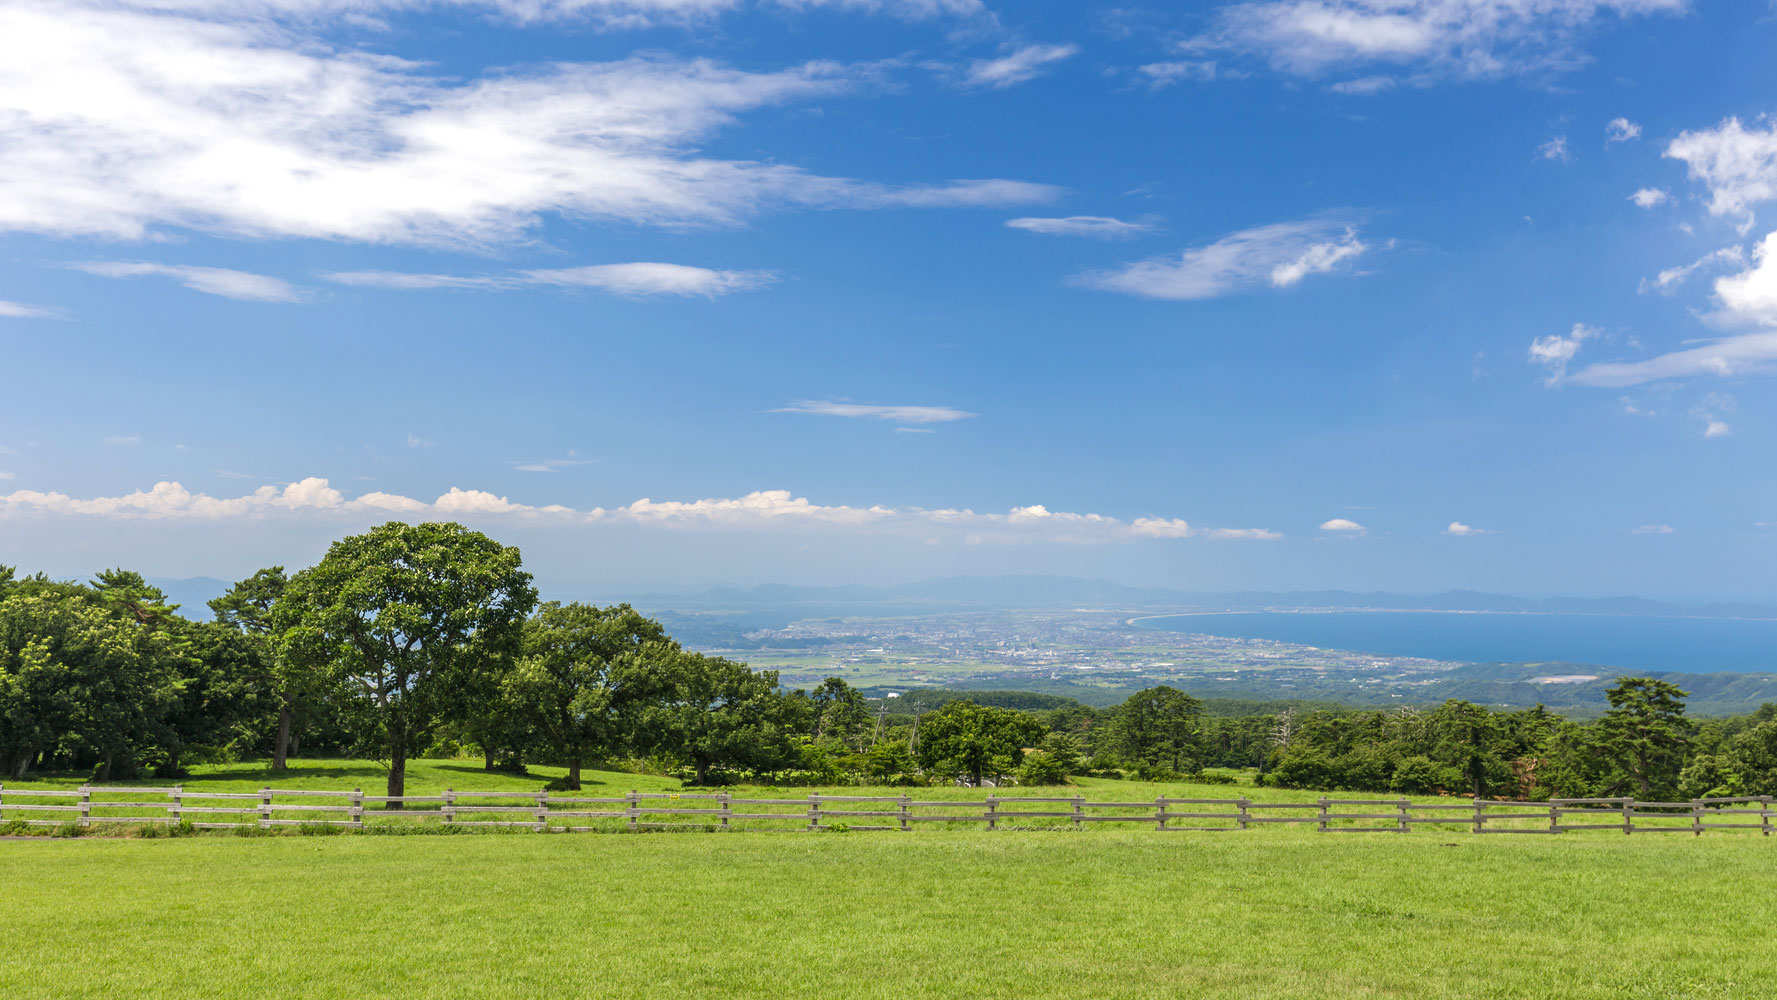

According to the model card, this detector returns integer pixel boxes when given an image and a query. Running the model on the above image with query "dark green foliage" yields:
[914,700,1045,785]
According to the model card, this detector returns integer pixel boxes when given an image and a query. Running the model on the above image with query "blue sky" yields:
[4,0,1777,599]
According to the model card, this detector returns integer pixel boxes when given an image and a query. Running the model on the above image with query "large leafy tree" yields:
[504,602,671,789]
[0,591,183,780]
[209,567,306,770]
[1114,686,1204,772]
[645,652,798,785]
[1597,676,1691,798]
[277,522,536,805]
[915,700,1045,786]
[1430,700,1503,799]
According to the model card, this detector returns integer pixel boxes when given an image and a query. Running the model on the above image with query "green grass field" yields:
[3,827,1771,999]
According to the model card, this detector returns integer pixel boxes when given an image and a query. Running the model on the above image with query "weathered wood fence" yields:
[3,785,1772,835]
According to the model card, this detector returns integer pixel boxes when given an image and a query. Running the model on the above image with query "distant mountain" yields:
[626,576,1777,620]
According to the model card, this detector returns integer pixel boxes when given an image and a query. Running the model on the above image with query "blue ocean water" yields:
[1137,612,1777,674]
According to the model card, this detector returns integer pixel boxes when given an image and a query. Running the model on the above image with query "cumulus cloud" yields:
[1319,517,1365,532]
[1444,521,1492,536]
[1005,216,1156,238]
[0,3,1054,247]
[0,478,1279,544]
[1078,217,1371,300]
[327,262,775,298]
[1527,322,1601,385]
[771,400,977,424]
[1628,187,1668,209]
[1605,117,1641,143]
[0,299,64,319]
[963,43,1079,89]
[1665,116,1777,229]
[1630,522,1674,534]
[1184,0,1685,84]
[67,261,303,302]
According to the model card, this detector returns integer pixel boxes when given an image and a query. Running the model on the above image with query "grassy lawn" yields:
[2,828,1771,999]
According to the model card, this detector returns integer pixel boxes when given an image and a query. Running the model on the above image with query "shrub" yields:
[1017,751,1069,786]
[1190,771,1238,786]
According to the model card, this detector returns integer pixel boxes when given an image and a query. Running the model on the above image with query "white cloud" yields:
[1569,234,1777,387]
[0,478,1279,544]
[1079,217,1371,300]
[1527,322,1600,385]
[68,261,303,302]
[327,262,776,298]
[0,299,64,319]
[1702,418,1730,438]
[1638,244,1742,295]
[0,4,1054,247]
[1444,521,1492,536]
[1137,60,1217,88]
[1630,522,1674,534]
[1006,216,1156,239]
[512,454,591,472]
[1186,0,1686,83]
[1538,135,1570,162]
[772,400,977,424]
[1628,187,1668,209]
[1666,117,1777,228]
[963,44,1079,89]
[0,472,13,480]
[1319,517,1365,532]
[1605,117,1640,143]
[1327,74,1396,94]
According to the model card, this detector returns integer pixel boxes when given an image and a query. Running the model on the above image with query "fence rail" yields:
[1,785,1771,836]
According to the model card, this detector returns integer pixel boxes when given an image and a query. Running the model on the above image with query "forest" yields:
[4,521,1775,805]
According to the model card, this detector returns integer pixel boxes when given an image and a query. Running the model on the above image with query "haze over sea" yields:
[1139,612,1777,676]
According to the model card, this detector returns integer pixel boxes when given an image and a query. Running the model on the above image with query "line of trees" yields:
[6,521,1777,803]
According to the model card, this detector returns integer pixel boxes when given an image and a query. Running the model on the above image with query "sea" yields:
[1136,611,1777,675]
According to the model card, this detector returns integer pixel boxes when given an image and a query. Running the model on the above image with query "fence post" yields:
[535,791,549,832]
[1548,800,1558,834]
[1692,798,1703,837]
[1072,796,1084,830]
[1764,796,1773,837]
[1621,797,1633,835]
[0,782,5,823]
[807,794,821,832]
[259,786,272,829]
[1237,797,1250,832]
[898,794,910,832]
[627,790,638,832]
[720,791,731,831]
[80,785,91,828]
[351,788,363,830]
[1155,796,1166,832]
[443,788,454,826]
[1316,797,1329,833]
[986,796,998,831]
[1397,798,1409,833]
[171,784,182,826]
[1472,797,1482,834]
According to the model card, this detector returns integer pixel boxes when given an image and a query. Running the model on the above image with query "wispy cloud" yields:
[1666,116,1777,228]
[1631,522,1674,535]
[102,434,142,446]
[963,43,1079,89]
[772,400,977,424]
[1184,0,1687,85]
[1006,216,1156,239]
[513,453,593,473]
[1078,217,1372,300]
[0,4,1053,247]
[0,299,65,319]
[327,263,777,298]
[1528,323,1601,386]
[1538,135,1571,162]
[1137,60,1217,88]
[68,261,303,302]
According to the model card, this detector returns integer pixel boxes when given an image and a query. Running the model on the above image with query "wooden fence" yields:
[2,785,1772,836]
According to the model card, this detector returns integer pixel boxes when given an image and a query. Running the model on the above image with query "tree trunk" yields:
[388,743,407,811]
[484,746,496,771]
[272,698,293,771]
[99,755,113,782]
[567,757,582,790]
[290,732,300,758]
[695,757,710,786]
